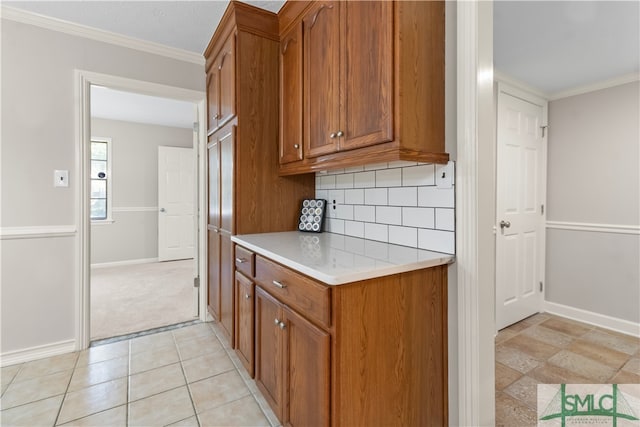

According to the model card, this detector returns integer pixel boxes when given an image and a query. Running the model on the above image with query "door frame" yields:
[74,70,208,349]
[494,81,548,331]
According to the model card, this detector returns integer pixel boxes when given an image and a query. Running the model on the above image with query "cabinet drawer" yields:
[235,245,255,278]
[255,256,330,328]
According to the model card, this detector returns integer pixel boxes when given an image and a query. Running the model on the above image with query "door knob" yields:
[160,208,166,213]
[499,220,511,229]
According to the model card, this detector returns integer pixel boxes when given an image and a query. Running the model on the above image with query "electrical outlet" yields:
[54,170,69,187]
[436,162,454,189]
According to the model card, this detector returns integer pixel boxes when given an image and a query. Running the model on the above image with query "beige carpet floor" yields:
[90,260,196,340]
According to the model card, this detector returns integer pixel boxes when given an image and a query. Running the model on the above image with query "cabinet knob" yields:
[294,144,300,149]
[272,280,287,289]
[245,294,250,299]
[279,321,286,330]
[274,318,280,325]
[329,133,337,139]
[336,130,344,137]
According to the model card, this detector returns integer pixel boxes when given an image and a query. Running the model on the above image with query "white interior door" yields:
[495,84,547,330]
[158,146,195,262]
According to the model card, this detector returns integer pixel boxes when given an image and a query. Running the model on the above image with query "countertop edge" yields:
[231,235,455,285]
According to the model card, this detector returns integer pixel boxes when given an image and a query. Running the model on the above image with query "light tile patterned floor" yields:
[495,313,640,426]
[1,322,280,427]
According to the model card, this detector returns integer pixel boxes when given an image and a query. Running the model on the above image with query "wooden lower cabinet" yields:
[234,271,254,375]
[254,286,330,427]
[239,249,448,426]
[219,233,234,345]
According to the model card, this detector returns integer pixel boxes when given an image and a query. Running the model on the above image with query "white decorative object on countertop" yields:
[231,231,454,285]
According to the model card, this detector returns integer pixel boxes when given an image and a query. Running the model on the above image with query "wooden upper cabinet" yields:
[278,0,448,175]
[207,137,220,228]
[218,32,236,128]
[219,125,235,233]
[279,23,303,164]
[303,1,340,158]
[340,0,393,151]
[207,70,220,132]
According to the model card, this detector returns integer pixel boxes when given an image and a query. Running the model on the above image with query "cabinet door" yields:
[255,286,284,420]
[234,271,254,376]
[279,23,304,164]
[207,230,220,320]
[207,69,220,131]
[303,1,340,158]
[219,232,234,345]
[207,137,220,229]
[282,306,331,427]
[340,1,393,151]
[219,126,235,233]
[218,33,236,127]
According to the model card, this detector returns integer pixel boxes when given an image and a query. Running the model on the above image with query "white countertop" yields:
[231,231,454,285]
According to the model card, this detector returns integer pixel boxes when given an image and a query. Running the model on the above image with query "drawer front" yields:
[235,245,255,278]
[255,256,330,328]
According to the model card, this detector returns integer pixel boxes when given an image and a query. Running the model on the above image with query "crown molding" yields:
[494,70,550,100]
[1,5,205,66]
[549,72,640,100]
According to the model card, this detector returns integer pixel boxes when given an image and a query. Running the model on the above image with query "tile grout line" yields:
[174,328,202,427]
[52,351,80,426]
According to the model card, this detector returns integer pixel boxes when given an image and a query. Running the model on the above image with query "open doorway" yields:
[89,86,198,341]
[76,70,207,350]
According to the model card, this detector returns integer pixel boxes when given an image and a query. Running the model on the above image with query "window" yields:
[90,137,112,222]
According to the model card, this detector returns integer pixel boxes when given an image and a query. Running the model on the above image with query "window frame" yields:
[90,137,114,224]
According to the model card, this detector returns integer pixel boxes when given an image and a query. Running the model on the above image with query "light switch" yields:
[436,162,454,189]
[54,170,69,187]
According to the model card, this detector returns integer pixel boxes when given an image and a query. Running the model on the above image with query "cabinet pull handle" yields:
[272,280,287,289]
[310,4,334,29]
[278,321,286,330]
[282,38,296,55]
[235,257,246,264]
[336,130,344,137]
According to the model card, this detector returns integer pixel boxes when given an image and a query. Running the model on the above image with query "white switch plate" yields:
[436,162,454,189]
[54,170,69,187]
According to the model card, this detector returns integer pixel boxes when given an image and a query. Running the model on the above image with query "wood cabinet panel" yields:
[207,229,220,320]
[303,1,340,158]
[282,306,330,427]
[207,70,220,131]
[219,232,234,345]
[234,245,255,278]
[207,136,220,228]
[219,126,235,234]
[255,255,331,328]
[340,0,393,151]
[255,286,284,420]
[218,32,236,127]
[279,23,303,164]
[234,271,255,376]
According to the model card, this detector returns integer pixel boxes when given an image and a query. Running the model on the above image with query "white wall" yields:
[90,118,192,265]
[1,18,204,357]
[546,81,640,323]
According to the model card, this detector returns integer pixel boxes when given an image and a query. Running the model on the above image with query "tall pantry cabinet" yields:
[205,1,315,344]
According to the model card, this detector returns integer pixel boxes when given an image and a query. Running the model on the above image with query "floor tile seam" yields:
[52,352,82,427]
[130,357,183,376]
[183,366,238,386]
[54,403,127,427]
[0,363,25,398]
[173,332,200,427]
[67,365,131,393]
[126,377,189,405]
[0,390,66,413]
[250,390,279,427]
[189,384,253,416]
[545,355,614,383]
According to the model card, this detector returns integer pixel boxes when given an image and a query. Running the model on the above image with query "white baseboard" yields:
[1,339,76,367]
[91,257,158,268]
[544,300,640,338]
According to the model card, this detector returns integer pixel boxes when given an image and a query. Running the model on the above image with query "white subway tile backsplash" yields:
[418,229,455,254]
[344,221,365,238]
[327,189,345,204]
[336,205,354,220]
[344,189,364,205]
[336,173,354,189]
[354,205,376,222]
[326,169,344,175]
[316,161,455,254]
[365,188,388,205]
[403,207,435,228]
[388,226,418,247]
[418,187,454,208]
[403,164,436,186]
[365,223,388,242]
[388,187,417,207]
[376,206,402,225]
[354,171,376,188]
[325,218,344,234]
[435,208,455,231]
[375,168,402,187]
[318,175,336,190]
